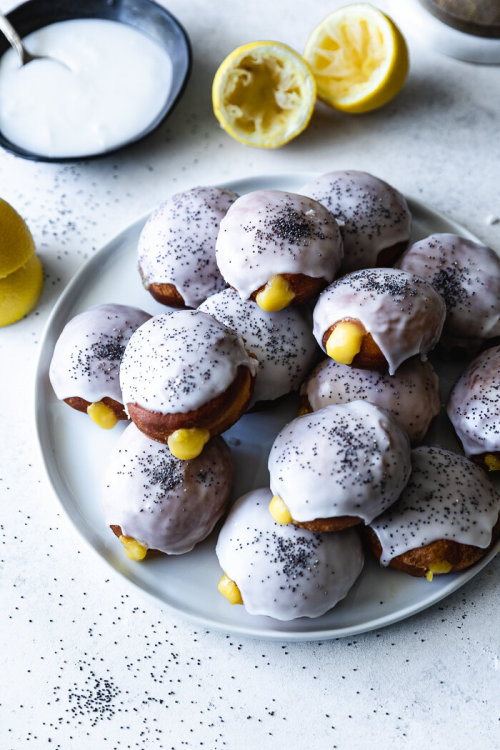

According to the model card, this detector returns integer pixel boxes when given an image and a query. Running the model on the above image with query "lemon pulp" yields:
[0,253,43,327]
[304,3,409,113]
[212,41,316,148]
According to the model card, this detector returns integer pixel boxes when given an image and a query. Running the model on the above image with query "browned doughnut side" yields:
[250,273,329,305]
[127,364,255,444]
[147,282,186,308]
[322,318,388,372]
[294,515,363,532]
[376,239,409,267]
[298,393,313,415]
[64,396,128,420]
[365,520,500,578]
[449,430,500,473]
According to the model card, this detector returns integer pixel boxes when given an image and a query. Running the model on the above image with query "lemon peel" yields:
[304,3,409,114]
[0,198,36,278]
[0,253,43,327]
[212,41,316,148]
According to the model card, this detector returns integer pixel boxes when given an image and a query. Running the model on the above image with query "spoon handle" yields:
[0,12,30,65]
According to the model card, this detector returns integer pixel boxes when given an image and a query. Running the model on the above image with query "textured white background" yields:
[1,1,499,748]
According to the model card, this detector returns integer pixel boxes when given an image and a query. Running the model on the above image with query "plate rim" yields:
[34,171,499,641]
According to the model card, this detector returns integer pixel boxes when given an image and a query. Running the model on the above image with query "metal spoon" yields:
[0,12,48,65]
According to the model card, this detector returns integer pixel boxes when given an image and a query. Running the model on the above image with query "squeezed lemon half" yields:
[212,41,316,148]
[304,3,409,114]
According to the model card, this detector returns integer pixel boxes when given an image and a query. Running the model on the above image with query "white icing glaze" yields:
[199,288,319,405]
[312,268,446,375]
[447,345,500,457]
[120,309,258,414]
[215,487,364,620]
[397,233,500,347]
[138,186,237,308]
[303,358,440,444]
[300,170,411,273]
[268,401,411,524]
[102,424,233,555]
[49,303,151,403]
[370,446,500,565]
[0,19,173,158]
[215,190,343,299]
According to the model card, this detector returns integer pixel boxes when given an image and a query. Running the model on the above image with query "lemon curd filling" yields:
[269,495,293,525]
[255,274,296,311]
[119,535,148,561]
[87,401,118,429]
[218,574,243,605]
[167,428,210,460]
[325,321,364,364]
[484,453,500,471]
[426,561,452,582]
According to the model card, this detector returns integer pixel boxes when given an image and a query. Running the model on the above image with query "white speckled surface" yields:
[1,1,499,748]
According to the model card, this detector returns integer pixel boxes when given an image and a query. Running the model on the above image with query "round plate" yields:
[35,173,499,641]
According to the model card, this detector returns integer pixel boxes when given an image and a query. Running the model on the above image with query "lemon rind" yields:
[212,40,316,148]
[303,3,408,114]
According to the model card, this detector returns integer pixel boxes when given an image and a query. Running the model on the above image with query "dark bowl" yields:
[0,0,191,161]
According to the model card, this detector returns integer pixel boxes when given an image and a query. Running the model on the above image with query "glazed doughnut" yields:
[300,170,411,273]
[215,487,364,620]
[312,268,446,375]
[397,233,500,351]
[447,345,500,471]
[119,310,258,459]
[215,189,343,311]
[366,446,500,579]
[268,401,411,531]
[102,423,233,560]
[49,302,151,429]
[138,186,237,308]
[199,287,319,406]
[300,357,440,444]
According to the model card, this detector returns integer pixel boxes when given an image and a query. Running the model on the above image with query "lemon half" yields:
[0,252,43,327]
[212,41,316,148]
[0,198,36,278]
[304,3,409,114]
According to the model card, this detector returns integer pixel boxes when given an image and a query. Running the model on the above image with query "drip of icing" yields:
[138,187,237,308]
[398,233,500,345]
[303,357,440,444]
[447,345,500,457]
[199,287,318,405]
[49,303,151,403]
[268,401,411,524]
[370,446,500,566]
[215,488,364,620]
[102,424,233,555]
[312,268,446,375]
[120,309,258,415]
[300,170,411,273]
[215,189,343,300]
